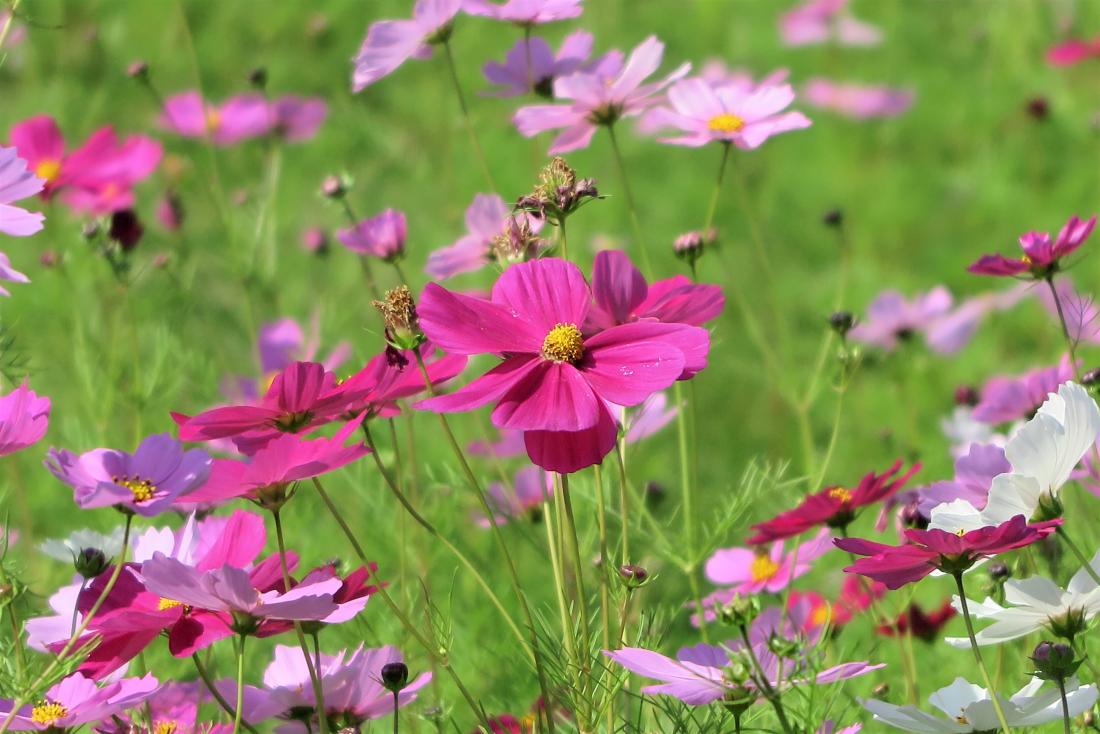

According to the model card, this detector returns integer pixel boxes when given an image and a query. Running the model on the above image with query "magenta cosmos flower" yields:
[971,355,1074,424]
[0,672,158,731]
[463,0,583,25]
[0,382,48,456]
[46,433,212,517]
[426,193,543,279]
[801,79,914,119]
[748,460,919,544]
[1048,35,1100,66]
[9,116,162,214]
[270,96,327,142]
[514,35,690,154]
[780,0,882,47]
[0,146,44,236]
[835,515,1059,590]
[968,214,1096,278]
[337,208,406,261]
[483,31,606,98]
[161,91,273,145]
[351,0,461,92]
[640,76,811,149]
[416,258,709,472]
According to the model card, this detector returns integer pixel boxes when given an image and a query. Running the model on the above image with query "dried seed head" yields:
[373,286,425,351]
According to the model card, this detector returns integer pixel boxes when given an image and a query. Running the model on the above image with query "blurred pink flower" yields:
[780,0,882,47]
[1048,35,1100,66]
[801,78,914,119]
[0,252,29,296]
[426,193,543,279]
[480,465,552,526]
[972,355,1075,424]
[161,92,273,145]
[482,31,600,97]
[0,381,49,455]
[271,96,327,142]
[968,214,1096,278]
[0,673,159,731]
[0,146,44,236]
[463,0,583,25]
[697,60,790,92]
[337,208,407,261]
[1036,278,1100,344]
[514,35,690,154]
[352,0,462,91]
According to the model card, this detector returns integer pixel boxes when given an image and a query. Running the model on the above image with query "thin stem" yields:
[1058,526,1100,585]
[232,635,246,734]
[738,625,793,734]
[558,473,591,653]
[606,123,652,276]
[593,465,611,651]
[272,511,329,734]
[557,214,569,261]
[192,654,261,734]
[1046,276,1082,381]
[543,496,582,697]
[69,578,87,638]
[953,573,1014,734]
[441,39,495,190]
[0,0,21,56]
[1057,678,1072,734]
[615,441,631,562]
[392,690,400,734]
[702,142,732,233]
[617,590,633,649]
[674,382,707,643]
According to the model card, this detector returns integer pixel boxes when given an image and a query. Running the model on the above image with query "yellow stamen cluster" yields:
[158,598,183,611]
[154,720,179,734]
[955,715,969,724]
[749,554,780,582]
[113,475,156,502]
[827,487,853,504]
[204,108,222,133]
[542,323,584,364]
[30,701,67,726]
[708,113,745,133]
[34,159,61,183]
[810,602,832,627]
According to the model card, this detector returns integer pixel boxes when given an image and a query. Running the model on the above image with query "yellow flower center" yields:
[158,597,183,611]
[30,701,67,726]
[708,113,745,133]
[34,159,61,183]
[955,715,969,724]
[205,108,222,132]
[1021,254,1033,265]
[810,602,832,627]
[114,475,156,502]
[542,323,584,364]
[828,487,853,504]
[154,720,179,734]
[749,553,780,582]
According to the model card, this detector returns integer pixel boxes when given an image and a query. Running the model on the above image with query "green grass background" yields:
[3,0,1100,729]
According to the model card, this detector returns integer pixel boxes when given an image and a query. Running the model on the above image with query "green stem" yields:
[606,123,652,276]
[232,635,246,734]
[1058,526,1100,585]
[191,654,261,734]
[953,573,1014,734]
[702,142,731,233]
[738,624,793,734]
[674,382,707,642]
[0,0,21,55]
[615,440,631,563]
[558,473,591,652]
[441,39,495,190]
[557,214,569,261]
[1057,678,1071,734]
[1046,276,1082,382]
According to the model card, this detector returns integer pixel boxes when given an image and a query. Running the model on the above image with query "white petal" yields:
[981,473,1042,525]
[862,699,965,733]
[928,499,986,533]
[929,678,986,719]
[1004,576,1065,609]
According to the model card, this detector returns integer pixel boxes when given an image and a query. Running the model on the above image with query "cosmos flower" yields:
[748,460,919,544]
[639,77,811,149]
[696,61,790,93]
[415,257,709,472]
[340,342,468,419]
[836,515,1058,590]
[623,392,678,443]
[462,0,584,25]
[0,146,45,236]
[875,600,956,642]
[914,443,1010,517]
[161,92,273,145]
[971,355,1076,425]
[0,381,49,455]
[270,96,327,142]
[337,208,407,261]
[99,682,216,734]
[703,527,833,597]
[968,214,1096,278]
[425,193,542,279]
[0,672,159,732]
[480,465,552,526]
[780,0,882,47]
[0,252,28,296]
[1036,278,1100,345]
[351,0,462,92]
[514,35,690,154]
[8,116,162,214]
[1047,35,1100,66]
[46,433,212,517]
[483,31,604,97]
[801,79,914,119]
[863,676,1098,732]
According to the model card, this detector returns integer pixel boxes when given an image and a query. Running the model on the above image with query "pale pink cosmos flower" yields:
[801,79,914,119]
[624,392,678,443]
[640,77,811,149]
[0,672,159,731]
[704,528,833,597]
[337,208,407,261]
[697,60,790,93]
[425,193,542,279]
[514,35,691,154]
[480,465,553,526]
[0,252,29,296]
[482,31,603,97]
[1048,35,1100,66]
[780,0,883,47]
[351,0,462,92]
[1036,278,1100,344]
[463,0,583,25]
[161,92,273,146]
[271,96,327,142]
[0,381,50,455]
[972,355,1075,425]
[0,146,45,236]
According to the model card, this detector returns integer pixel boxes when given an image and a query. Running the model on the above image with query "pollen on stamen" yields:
[158,597,183,611]
[542,323,584,364]
[34,160,61,183]
[708,113,745,133]
[30,701,68,726]
[749,553,780,583]
[827,487,853,504]
[205,108,222,132]
[114,475,156,502]
[154,720,179,734]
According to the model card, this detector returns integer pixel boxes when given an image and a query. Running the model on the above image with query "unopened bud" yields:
[822,208,844,228]
[717,594,760,628]
[954,385,980,406]
[828,311,855,337]
[673,228,716,266]
[108,210,144,252]
[617,564,649,589]
[1031,641,1081,680]
[248,67,268,89]
[321,175,347,199]
[75,548,110,579]
[1026,97,1049,121]
[988,562,1012,581]
[380,661,410,692]
[126,60,149,79]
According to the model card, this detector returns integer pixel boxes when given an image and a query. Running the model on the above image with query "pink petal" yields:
[493,361,601,431]
[490,258,591,335]
[420,283,543,355]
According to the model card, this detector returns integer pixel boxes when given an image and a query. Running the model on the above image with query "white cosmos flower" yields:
[982,381,1100,525]
[945,551,1100,648]
[38,527,128,563]
[863,676,1098,732]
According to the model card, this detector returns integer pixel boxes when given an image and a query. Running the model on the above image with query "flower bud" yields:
[644,480,666,508]
[673,228,716,266]
[156,193,184,232]
[617,564,649,590]
[988,562,1012,581]
[301,227,329,255]
[1035,492,1064,522]
[380,661,409,693]
[1031,641,1081,680]
[75,547,110,579]
[247,67,268,90]
[828,311,855,338]
[822,208,844,228]
[39,250,60,268]
[872,682,890,697]
[108,210,144,252]
[954,384,980,407]
[320,175,347,200]
[1026,97,1049,121]
[126,60,149,79]
[717,594,760,628]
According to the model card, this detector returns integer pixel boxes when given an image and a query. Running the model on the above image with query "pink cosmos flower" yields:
[830,575,885,627]
[415,258,709,473]
[639,77,811,148]
[876,600,956,642]
[426,193,543,279]
[483,31,603,97]
[624,391,678,443]
[748,460,920,544]
[0,672,159,731]
[351,0,462,92]
[1048,35,1100,66]
[463,0,583,25]
[0,146,45,236]
[968,214,1096,278]
[915,443,1009,516]
[697,60,790,93]
[161,92,273,145]
[0,381,49,455]
[514,35,690,154]
[835,515,1058,590]
[340,342,468,419]
[704,527,833,597]
[9,116,162,214]
[0,252,28,296]
[480,465,552,526]
[296,563,379,627]
[100,682,216,734]
[780,0,882,47]
[25,577,83,653]
[46,433,212,517]
[271,96,327,142]
[801,79,914,119]
[182,415,369,506]
[971,355,1075,424]
[1037,278,1100,344]
[337,208,407,261]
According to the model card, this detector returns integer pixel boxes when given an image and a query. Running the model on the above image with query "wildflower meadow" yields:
[3,0,1100,732]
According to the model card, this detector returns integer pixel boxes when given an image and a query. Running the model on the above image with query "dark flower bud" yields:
[954,385,980,407]
[1026,97,1049,121]
[644,480,666,509]
[126,60,149,79]
[1031,641,1081,680]
[380,661,409,692]
[248,67,268,90]
[673,228,716,266]
[320,175,347,200]
[108,210,144,252]
[75,547,110,579]
[872,682,890,697]
[822,208,844,228]
[617,564,649,590]
[828,311,855,337]
[988,562,1012,581]
[39,250,60,268]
